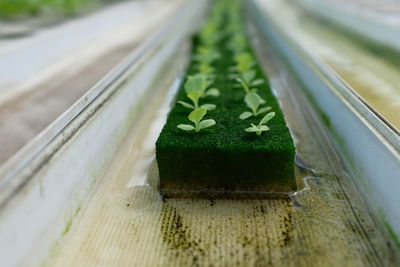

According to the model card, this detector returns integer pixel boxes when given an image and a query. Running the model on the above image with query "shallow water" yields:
[47,15,398,267]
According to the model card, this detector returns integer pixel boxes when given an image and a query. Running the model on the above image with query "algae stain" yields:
[160,201,206,264]
[384,221,400,249]
[62,203,82,236]
[62,219,72,237]
[160,203,192,249]
[378,208,400,249]
[281,208,293,247]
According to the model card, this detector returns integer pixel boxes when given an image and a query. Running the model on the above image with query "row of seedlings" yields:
[176,2,224,133]
[226,2,276,136]
[156,0,297,196]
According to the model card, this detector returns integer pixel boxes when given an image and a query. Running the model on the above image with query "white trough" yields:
[295,0,400,54]
[247,0,400,250]
[0,1,208,266]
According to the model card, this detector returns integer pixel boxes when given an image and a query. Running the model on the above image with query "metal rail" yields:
[247,0,400,249]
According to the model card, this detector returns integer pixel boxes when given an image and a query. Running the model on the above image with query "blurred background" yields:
[0,0,179,164]
[0,0,123,19]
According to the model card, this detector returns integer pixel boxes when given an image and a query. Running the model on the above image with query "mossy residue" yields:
[159,199,294,266]
[160,201,206,264]
[384,221,400,249]
[378,207,400,250]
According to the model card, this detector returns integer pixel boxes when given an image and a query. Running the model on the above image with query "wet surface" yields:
[47,11,398,267]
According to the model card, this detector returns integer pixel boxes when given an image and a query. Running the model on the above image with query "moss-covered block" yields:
[155,1,296,197]
[156,61,296,197]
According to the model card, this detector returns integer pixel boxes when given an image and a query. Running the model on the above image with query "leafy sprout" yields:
[178,108,216,132]
[227,33,247,54]
[235,52,256,73]
[198,63,216,76]
[245,112,275,136]
[235,70,264,93]
[184,74,219,97]
[199,22,221,46]
[239,91,271,119]
[195,46,221,64]
[178,91,216,111]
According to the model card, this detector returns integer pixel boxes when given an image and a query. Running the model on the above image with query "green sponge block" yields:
[155,53,296,198]
[156,1,296,198]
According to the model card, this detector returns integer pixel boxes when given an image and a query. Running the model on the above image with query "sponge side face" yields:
[156,146,296,193]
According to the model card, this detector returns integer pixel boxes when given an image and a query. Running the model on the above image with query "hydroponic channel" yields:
[0,0,399,266]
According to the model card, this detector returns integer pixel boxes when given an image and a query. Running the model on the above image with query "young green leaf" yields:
[245,124,259,133]
[198,63,215,75]
[199,22,220,45]
[251,79,264,86]
[180,83,217,111]
[177,108,216,133]
[236,77,250,93]
[260,112,275,125]
[228,34,247,54]
[177,124,195,131]
[200,104,216,111]
[235,70,264,94]
[235,52,255,73]
[245,92,262,115]
[187,91,202,109]
[240,92,270,119]
[236,52,255,64]
[199,119,216,129]
[195,46,220,64]
[184,74,218,98]
[242,70,256,85]
[258,106,272,114]
[244,112,275,136]
[184,75,206,94]
[205,88,220,97]
[178,101,195,109]
[254,91,266,104]
[239,111,252,120]
[188,108,207,127]
[237,60,254,73]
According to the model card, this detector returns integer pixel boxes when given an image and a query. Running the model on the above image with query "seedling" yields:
[235,70,264,93]
[227,33,247,54]
[178,91,216,111]
[235,52,256,73]
[198,63,216,76]
[177,108,216,132]
[235,52,254,63]
[245,112,275,136]
[184,74,219,97]
[199,22,220,46]
[239,91,271,119]
[195,46,220,64]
